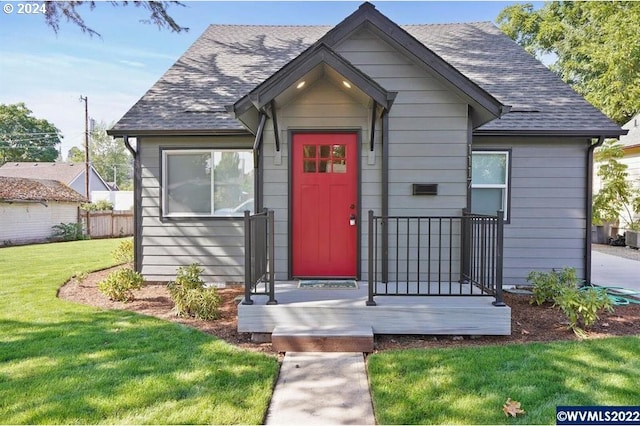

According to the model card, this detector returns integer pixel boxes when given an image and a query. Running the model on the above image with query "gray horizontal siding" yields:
[475,136,589,285]
[336,27,468,221]
[138,135,254,282]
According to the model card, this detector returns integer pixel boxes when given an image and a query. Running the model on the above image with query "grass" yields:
[368,337,640,424]
[0,239,279,424]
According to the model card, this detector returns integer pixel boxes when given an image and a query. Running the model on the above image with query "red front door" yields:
[292,133,358,277]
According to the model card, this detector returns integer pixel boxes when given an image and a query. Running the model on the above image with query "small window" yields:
[162,149,254,217]
[302,144,347,174]
[471,151,509,219]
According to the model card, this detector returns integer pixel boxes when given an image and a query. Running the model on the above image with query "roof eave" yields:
[230,43,397,121]
[107,128,251,137]
[473,128,628,138]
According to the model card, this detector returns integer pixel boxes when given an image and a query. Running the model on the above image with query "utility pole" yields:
[80,95,89,199]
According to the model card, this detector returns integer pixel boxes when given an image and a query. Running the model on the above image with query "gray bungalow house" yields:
[109,3,623,337]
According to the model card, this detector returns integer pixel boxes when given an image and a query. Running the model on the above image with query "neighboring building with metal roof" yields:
[109,2,624,336]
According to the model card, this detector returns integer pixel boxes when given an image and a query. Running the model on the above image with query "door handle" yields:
[350,214,357,226]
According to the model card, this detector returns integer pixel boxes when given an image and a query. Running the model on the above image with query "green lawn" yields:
[0,239,278,424]
[368,337,640,424]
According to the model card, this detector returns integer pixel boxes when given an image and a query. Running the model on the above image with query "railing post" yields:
[242,210,254,305]
[460,208,470,284]
[493,210,505,306]
[382,215,388,284]
[367,210,376,306]
[267,209,277,305]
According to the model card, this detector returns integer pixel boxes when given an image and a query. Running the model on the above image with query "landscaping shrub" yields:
[51,222,85,241]
[527,267,613,335]
[97,268,143,302]
[167,263,221,320]
[528,267,578,306]
[111,239,134,264]
[97,239,141,301]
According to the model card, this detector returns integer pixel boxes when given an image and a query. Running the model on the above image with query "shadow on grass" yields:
[0,310,278,424]
[368,337,640,424]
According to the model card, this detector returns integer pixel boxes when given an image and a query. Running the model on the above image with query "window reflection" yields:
[319,145,331,158]
[303,145,316,158]
[303,160,316,173]
[302,144,347,174]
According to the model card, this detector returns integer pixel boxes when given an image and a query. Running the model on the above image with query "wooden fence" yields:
[80,210,134,238]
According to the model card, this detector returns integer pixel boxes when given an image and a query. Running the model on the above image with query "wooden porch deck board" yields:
[238,282,511,335]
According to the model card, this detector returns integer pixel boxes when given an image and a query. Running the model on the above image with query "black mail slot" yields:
[412,183,438,196]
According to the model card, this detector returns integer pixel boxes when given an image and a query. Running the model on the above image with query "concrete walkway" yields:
[591,250,640,293]
[265,352,375,425]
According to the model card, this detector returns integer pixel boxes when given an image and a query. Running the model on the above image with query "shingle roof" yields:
[111,25,330,134]
[0,176,87,203]
[110,8,622,137]
[0,162,84,185]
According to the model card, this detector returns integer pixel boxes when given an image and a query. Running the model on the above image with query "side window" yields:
[162,149,254,217]
[471,151,509,220]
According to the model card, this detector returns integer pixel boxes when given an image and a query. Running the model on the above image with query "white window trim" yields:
[162,148,252,218]
[471,150,510,220]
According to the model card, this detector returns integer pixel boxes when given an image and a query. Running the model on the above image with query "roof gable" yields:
[620,113,640,148]
[319,2,507,125]
[0,162,83,184]
[0,162,112,190]
[229,43,397,131]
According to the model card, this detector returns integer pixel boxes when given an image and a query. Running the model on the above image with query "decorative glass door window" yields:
[303,144,347,174]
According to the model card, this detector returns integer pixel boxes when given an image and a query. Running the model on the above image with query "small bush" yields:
[167,263,220,320]
[74,271,89,284]
[81,200,114,211]
[52,222,84,241]
[556,286,613,332]
[98,268,143,302]
[527,267,614,335]
[112,239,134,264]
[528,268,578,305]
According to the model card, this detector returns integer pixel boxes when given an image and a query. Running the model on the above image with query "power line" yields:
[2,132,61,136]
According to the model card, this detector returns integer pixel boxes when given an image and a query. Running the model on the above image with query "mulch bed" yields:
[58,266,640,354]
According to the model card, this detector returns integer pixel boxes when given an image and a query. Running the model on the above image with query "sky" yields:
[0,0,535,158]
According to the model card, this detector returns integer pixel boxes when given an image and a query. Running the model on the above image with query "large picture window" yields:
[471,151,509,219]
[162,149,254,217]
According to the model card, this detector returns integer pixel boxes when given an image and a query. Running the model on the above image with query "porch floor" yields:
[238,281,511,336]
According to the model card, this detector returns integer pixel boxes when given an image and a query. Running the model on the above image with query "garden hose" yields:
[583,284,640,306]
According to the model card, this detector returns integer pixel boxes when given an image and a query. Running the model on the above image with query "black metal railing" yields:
[242,209,277,305]
[367,209,504,306]
[460,209,504,306]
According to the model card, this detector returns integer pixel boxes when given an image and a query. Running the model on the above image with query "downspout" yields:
[585,135,605,285]
[381,110,389,283]
[123,136,142,273]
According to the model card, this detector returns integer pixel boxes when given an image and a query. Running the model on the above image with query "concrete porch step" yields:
[272,326,374,353]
